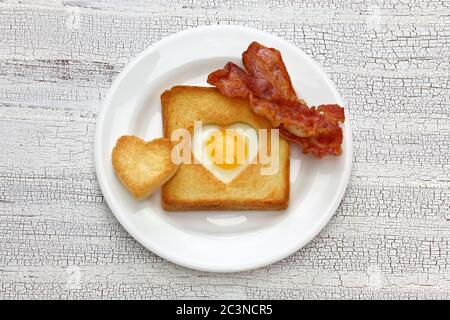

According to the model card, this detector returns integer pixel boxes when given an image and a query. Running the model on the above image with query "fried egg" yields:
[192,123,258,183]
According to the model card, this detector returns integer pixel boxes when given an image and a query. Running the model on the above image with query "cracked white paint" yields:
[0,0,449,299]
[66,265,82,290]
[367,264,384,289]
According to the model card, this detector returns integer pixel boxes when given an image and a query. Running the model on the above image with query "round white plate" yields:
[95,25,352,272]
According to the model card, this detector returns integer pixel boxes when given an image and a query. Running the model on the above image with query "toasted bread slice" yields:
[161,86,290,211]
[112,136,179,199]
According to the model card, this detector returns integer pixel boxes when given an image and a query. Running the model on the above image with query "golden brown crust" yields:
[160,86,290,211]
[112,135,179,200]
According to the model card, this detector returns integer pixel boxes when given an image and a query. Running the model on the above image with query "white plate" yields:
[95,25,352,272]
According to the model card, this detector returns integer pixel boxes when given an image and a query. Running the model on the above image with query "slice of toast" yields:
[161,86,290,211]
[112,136,179,199]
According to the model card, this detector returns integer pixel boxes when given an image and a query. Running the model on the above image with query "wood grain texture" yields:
[0,0,449,299]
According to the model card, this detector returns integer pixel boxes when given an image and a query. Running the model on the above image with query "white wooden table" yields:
[0,0,449,299]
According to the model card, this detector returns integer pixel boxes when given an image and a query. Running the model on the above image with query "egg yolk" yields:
[205,129,249,170]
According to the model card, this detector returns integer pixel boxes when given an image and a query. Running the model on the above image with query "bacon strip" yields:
[279,125,343,157]
[207,42,345,158]
[207,62,251,98]
[243,42,298,102]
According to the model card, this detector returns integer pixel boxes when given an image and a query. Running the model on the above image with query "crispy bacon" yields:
[207,42,345,158]
[249,96,344,138]
[243,42,298,102]
[279,125,343,158]
[207,62,251,98]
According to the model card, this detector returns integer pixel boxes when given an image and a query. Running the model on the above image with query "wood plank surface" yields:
[0,0,449,299]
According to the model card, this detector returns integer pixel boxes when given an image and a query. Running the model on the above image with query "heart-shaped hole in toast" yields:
[192,123,258,183]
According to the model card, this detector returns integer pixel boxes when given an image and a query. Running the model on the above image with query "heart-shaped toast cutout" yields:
[112,136,179,199]
[192,123,258,183]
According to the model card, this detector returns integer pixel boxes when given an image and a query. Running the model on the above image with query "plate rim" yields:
[94,25,353,272]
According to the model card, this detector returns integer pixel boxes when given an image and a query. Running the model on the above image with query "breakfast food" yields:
[161,86,290,211]
[207,41,345,158]
[192,123,259,184]
[111,40,345,212]
[112,136,179,199]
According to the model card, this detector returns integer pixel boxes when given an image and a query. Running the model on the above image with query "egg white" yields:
[192,123,258,183]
